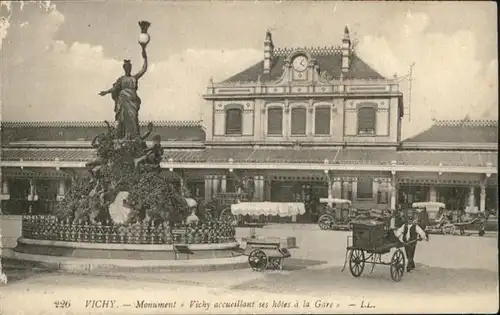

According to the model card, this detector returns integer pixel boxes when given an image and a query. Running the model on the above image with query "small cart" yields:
[232,202,304,271]
[342,220,420,282]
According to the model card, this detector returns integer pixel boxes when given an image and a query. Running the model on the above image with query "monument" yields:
[11,22,241,271]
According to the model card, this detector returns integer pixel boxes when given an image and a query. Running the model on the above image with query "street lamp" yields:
[138,21,151,47]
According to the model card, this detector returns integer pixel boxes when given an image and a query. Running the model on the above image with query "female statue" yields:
[99,45,148,140]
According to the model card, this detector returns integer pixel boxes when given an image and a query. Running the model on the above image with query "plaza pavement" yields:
[0,225,498,314]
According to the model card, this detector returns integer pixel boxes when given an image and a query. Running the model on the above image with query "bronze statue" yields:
[99,21,150,140]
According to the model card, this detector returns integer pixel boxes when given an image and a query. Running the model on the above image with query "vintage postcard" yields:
[0,1,498,314]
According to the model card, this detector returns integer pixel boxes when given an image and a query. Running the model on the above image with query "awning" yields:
[412,202,446,209]
[231,202,306,216]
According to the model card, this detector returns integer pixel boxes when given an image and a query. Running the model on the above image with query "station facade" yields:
[1,27,497,223]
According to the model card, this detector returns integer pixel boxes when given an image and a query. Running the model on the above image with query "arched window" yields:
[358,106,376,135]
[267,107,283,135]
[225,108,242,135]
[291,107,306,135]
[315,106,331,135]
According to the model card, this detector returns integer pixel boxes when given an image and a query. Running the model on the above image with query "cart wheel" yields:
[349,249,365,277]
[448,225,456,235]
[390,249,405,282]
[248,249,268,271]
[268,257,282,270]
[478,229,485,236]
[318,215,334,230]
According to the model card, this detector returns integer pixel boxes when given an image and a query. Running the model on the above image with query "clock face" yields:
[292,55,308,72]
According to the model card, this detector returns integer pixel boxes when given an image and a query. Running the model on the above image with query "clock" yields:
[292,55,308,72]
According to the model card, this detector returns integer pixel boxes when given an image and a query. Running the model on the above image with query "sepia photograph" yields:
[0,1,498,314]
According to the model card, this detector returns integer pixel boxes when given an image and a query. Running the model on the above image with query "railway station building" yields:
[1,28,497,223]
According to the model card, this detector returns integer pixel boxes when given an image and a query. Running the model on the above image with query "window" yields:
[291,107,306,135]
[357,178,373,200]
[358,106,376,135]
[315,106,331,135]
[267,107,283,135]
[225,108,242,135]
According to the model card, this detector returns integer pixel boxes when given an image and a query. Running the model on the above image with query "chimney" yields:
[263,30,274,74]
[341,26,351,73]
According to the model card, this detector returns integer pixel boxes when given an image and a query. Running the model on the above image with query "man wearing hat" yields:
[394,217,429,272]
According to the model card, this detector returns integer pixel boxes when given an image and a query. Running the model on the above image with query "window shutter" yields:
[225,108,242,134]
[358,107,376,134]
[315,107,331,135]
[267,108,283,135]
[291,108,307,135]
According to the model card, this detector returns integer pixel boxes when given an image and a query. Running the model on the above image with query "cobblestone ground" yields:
[1,227,498,314]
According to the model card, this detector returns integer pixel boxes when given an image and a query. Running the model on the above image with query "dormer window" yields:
[358,106,376,135]
[225,108,242,135]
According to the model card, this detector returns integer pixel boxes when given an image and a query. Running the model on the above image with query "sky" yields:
[0,1,497,139]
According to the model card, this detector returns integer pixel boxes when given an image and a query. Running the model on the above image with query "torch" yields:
[138,21,151,48]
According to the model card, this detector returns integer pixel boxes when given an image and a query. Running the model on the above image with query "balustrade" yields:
[21,215,236,245]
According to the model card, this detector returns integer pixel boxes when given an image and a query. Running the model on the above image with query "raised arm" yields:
[134,46,148,79]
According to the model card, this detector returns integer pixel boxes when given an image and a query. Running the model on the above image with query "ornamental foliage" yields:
[52,122,189,226]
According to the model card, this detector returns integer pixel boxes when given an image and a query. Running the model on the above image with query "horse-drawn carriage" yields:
[412,202,486,236]
[342,219,422,282]
[317,198,390,231]
[317,199,359,230]
[231,202,304,271]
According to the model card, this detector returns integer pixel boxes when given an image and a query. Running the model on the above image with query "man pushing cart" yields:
[342,211,429,282]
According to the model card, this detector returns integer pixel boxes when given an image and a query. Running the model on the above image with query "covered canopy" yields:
[319,198,352,205]
[231,202,306,217]
[412,202,446,209]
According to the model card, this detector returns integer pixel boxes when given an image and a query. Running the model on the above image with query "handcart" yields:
[341,220,421,282]
[231,202,304,271]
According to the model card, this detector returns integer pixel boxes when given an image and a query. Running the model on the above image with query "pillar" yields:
[390,173,397,210]
[352,180,358,201]
[326,173,333,199]
[212,176,220,197]
[56,180,66,201]
[204,175,212,200]
[468,186,476,208]
[480,183,486,212]
[342,181,349,199]
[372,180,379,202]
[221,175,227,193]
[253,175,264,201]
[2,180,8,195]
[332,178,342,199]
[0,170,4,214]
[429,186,437,202]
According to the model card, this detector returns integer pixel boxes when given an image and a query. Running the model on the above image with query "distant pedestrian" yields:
[394,218,429,272]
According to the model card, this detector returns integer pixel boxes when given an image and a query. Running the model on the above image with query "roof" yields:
[2,147,496,168]
[222,48,385,83]
[404,120,498,144]
[0,120,205,144]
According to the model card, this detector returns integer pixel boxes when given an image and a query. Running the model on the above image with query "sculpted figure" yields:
[99,45,148,140]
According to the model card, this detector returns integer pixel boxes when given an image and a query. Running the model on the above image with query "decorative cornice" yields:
[274,46,353,57]
[432,119,498,127]
[0,120,203,129]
